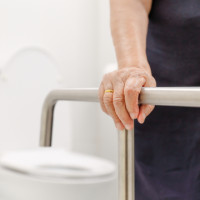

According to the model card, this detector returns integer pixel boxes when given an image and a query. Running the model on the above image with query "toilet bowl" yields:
[0,148,117,200]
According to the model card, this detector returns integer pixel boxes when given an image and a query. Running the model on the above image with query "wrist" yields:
[118,58,152,74]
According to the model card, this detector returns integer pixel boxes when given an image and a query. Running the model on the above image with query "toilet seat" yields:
[0,148,116,183]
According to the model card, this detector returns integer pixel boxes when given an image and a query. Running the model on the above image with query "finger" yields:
[124,77,145,120]
[103,92,125,130]
[98,82,107,114]
[137,76,156,123]
[113,83,133,130]
[138,104,155,124]
[103,79,125,130]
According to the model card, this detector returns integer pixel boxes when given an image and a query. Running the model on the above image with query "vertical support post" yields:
[118,127,135,200]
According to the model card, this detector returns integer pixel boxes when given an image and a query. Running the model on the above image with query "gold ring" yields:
[105,89,114,93]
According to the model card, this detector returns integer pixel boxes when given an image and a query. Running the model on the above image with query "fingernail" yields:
[139,113,146,124]
[130,113,136,120]
[125,124,133,130]
[116,123,123,130]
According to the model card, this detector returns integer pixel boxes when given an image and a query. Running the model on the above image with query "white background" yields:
[0,0,118,163]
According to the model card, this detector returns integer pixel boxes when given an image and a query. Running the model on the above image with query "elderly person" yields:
[99,0,200,199]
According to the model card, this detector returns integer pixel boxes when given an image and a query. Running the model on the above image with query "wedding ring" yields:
[105,90,114,93]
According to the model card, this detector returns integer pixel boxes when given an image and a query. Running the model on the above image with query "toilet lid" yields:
[0,148,116,181]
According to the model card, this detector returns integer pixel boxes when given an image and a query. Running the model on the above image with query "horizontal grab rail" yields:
[139,87,200,107]
[42,87,200,106]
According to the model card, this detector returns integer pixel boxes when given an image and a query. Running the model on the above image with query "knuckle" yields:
[103,95,113,104]
[139,77,146,82]
[133,87,141,94]
[124,87,134,95]
[139,70,149,79]
[130,88,141,96]
[125,85,141,96]
[113,96,124,107]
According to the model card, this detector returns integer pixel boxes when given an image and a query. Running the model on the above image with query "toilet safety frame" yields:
[39,87,200,200]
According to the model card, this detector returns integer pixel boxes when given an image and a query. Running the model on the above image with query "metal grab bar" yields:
[39,87,200,200]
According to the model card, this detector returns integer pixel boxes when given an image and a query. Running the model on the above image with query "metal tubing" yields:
[40,87,200,146]
[118,129,135,200]
[40,88,98,146]
[139,87,200,107]
[39,87,200,200]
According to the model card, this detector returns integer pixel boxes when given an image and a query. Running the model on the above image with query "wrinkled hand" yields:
[98,67,156,130]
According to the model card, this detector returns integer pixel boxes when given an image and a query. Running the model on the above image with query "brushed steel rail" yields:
[39,87,200,200]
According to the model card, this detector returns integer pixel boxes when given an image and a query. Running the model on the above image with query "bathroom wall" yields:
[0,0,118,163]
[95,0,118,163]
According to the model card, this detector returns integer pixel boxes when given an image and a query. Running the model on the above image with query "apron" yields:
[135,1,200,199]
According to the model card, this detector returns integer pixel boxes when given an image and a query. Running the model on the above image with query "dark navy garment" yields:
[135,1,200,199]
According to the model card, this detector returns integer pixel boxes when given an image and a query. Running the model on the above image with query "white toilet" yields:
[0,48,117,200]
[0,148,117,200]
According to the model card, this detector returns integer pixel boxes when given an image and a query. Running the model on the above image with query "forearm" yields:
[110,0,152,72]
